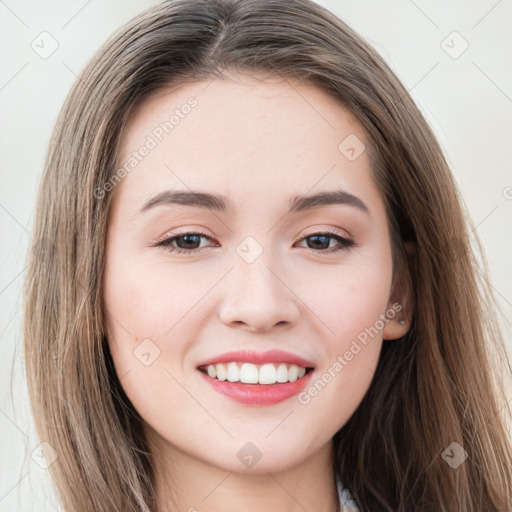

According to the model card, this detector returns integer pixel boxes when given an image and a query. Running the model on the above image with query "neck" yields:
[145,430,339,512]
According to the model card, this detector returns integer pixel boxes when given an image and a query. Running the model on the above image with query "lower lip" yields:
[198,369,314,406]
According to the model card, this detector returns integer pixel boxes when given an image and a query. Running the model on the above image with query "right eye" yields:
[153,231,218,254]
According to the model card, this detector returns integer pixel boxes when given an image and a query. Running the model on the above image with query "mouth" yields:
[197,361,314,384]
[196,357,315,406]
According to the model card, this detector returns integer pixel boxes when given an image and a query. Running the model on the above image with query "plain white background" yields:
[1,0,511,510]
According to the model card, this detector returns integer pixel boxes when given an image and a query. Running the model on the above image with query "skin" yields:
[103,72,410,512]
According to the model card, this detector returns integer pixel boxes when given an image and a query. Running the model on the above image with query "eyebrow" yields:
[138,188,369,215]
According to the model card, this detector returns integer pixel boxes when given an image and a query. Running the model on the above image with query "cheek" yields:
[296,249,393,349]
[104,259,200,434]
[336,277,390,352]
[103,249,211,345]
[103,252,217,422]
[293,254,392,424]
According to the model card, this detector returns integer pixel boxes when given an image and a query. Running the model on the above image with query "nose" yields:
[218,256,300,333]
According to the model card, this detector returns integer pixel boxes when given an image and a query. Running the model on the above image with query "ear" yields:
[383,242,415,340]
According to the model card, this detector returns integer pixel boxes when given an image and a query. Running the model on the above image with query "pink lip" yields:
[196,349,315,369]
[198,369,314,406]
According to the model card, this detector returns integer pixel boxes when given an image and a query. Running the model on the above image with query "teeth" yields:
[259,363,277,384]
[240,363,259,384]
[202,362,310,384]
[227,362,239,382]
[288,364,299,382]
[216,364,227,381]
[276,363,288,383]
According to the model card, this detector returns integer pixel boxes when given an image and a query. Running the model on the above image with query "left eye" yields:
[295,232,355,253]
[154,230,355,255]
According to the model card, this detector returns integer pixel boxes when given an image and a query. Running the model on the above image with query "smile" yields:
[196,349,316,406]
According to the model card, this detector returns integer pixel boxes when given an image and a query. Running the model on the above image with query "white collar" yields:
[336,473,360,511]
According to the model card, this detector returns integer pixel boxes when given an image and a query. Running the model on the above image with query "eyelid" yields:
[153,227,215,245]
[299,225,352,240]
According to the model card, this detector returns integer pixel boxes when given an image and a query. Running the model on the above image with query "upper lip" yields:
[197,349,315,369]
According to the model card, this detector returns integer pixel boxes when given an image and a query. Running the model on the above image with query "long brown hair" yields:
[23,0,512,510]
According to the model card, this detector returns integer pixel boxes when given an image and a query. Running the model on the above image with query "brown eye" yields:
[154,231,215,254]
[295,231,355,254]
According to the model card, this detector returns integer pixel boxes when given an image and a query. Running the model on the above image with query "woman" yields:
[23,0,512,510]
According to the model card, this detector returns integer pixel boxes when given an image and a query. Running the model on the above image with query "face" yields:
[103,73,407,474]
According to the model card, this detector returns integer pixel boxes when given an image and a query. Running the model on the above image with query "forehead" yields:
[113,74,378,213]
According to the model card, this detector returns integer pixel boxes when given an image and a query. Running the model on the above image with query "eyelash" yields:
[153,229,356,255]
